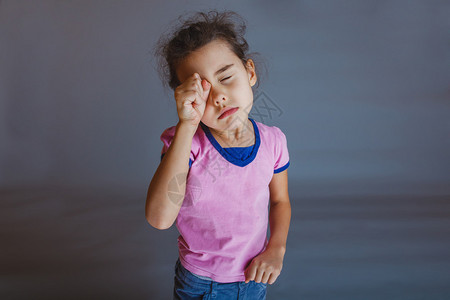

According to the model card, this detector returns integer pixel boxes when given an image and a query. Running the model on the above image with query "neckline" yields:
[200,118,261,167]
[223,145,253,149]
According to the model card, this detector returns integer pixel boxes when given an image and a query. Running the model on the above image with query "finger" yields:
[178,90,196,104]
[185,77,203,105]
[186,72,200,84]
[178,88,199,103]
[194,80,205,103]
[192,76,209,103]
[175,86,195,104]
[254,268,264,283]
[261,271,271,284]
[268,273,278,285]
[177,74,199,94]
[245,265,256,284]
[201,79,211,100]
[185,73,208,100]
[177,73,200,93]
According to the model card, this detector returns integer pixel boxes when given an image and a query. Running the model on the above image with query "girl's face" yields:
[175,39,257,132]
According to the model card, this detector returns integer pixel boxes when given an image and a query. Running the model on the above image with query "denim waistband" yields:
[177,258,213,281]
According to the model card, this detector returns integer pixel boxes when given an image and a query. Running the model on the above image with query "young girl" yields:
[146,10,291,300]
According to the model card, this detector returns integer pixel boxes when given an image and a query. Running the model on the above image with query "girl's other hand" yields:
[244,246,285,285]
[174,73,211,128]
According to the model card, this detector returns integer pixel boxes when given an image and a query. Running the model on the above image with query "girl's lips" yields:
[218,107,239,119]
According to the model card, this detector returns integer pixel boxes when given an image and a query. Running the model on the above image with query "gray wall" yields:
[1,1,450,299]
[1,0,449,197]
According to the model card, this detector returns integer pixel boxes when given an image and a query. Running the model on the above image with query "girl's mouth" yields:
[218,107,239,119]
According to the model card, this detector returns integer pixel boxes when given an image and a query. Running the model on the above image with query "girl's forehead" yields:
[176,40,241,82]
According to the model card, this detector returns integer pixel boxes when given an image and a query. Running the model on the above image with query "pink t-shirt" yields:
[160,118,290,283]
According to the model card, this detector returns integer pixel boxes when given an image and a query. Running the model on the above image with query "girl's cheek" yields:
[203,105,214,116]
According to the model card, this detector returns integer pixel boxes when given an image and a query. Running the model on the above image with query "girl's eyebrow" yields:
[214,64,234,76]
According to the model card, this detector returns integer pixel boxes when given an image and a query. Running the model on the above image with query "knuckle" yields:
[183,90,192,97]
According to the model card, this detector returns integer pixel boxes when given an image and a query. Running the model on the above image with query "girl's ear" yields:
[246,59,257,87]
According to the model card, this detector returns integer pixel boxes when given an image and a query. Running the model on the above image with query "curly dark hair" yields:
[153,10,266,92]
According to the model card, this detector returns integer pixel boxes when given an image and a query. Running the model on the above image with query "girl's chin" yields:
[204,114,250,131]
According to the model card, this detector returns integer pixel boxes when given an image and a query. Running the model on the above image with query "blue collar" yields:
[200,118,260,167]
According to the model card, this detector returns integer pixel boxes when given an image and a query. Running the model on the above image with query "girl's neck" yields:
[209,119,255,148]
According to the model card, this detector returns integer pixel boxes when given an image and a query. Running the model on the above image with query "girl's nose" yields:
[214,96,226,106]
[210,87,226,106]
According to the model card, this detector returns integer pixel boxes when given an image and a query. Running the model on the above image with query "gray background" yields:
[1,0,449,299]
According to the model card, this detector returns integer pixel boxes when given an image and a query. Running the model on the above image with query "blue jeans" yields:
[173,258,267,300]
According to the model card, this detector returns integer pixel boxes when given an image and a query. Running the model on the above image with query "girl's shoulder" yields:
[252,120,290,172]
[160,124,204,140]
[159,124,204,161]
[253,120,287,142]
[159,124,204,150]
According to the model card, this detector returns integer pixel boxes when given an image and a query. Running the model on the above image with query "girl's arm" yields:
[145,121,197,230]
[245,169,291,284]
[146,72,210,230]
[266,169,291,251]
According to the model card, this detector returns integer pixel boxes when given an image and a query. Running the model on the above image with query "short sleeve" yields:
[160,126,195,168]
[273,127,290,173]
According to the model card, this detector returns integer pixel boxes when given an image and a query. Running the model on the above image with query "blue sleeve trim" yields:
[274,161,290,173]
[160,153,192,168]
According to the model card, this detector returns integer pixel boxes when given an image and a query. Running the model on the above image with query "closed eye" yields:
[220,76,232,82]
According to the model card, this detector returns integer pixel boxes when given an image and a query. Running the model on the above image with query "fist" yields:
[174,73,211,127]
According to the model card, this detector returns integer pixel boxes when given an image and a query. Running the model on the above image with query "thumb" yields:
[244,268,250,284]
[201,79,211,98]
